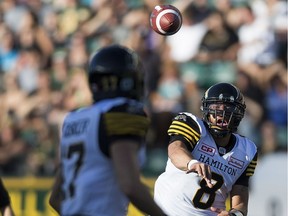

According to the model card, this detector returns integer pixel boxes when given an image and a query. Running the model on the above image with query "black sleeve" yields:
[99,100,149,157]
[167,113,201,152]
[235,152,258,187]
[0,179,10,208]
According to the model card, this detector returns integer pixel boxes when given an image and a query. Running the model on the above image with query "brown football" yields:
[150,4,182,36]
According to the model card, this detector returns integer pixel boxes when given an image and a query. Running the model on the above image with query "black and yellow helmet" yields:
[201,82,246,137]
[88,44,144,102]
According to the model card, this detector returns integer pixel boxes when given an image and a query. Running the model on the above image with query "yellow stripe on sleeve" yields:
[167,120,200,147]
[246,159,257,176]
[104,112,149,137]
[172,121,200,138]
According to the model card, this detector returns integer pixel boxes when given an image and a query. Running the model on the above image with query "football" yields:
[150,4,182,36]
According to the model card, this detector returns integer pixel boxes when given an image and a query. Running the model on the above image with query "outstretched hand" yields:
[186,161,213,188]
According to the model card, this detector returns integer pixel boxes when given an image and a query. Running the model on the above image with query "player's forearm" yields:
[168,141,194,171]
[230,185,249,216]
[125,184,165,215]
[49,168,63,215]
[1,206,15,216]
[49,198,60,214]
[49,184,62,214]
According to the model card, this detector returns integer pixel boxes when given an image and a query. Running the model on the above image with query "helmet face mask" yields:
[201,83,246,138]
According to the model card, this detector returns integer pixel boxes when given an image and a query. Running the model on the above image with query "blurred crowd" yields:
[0,0,287,177]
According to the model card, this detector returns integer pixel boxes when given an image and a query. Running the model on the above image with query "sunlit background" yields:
[0,0,287,215]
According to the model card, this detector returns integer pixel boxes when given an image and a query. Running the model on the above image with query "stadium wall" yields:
[2,177,155,216]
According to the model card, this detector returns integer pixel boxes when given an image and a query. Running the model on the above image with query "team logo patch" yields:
[228,156,244,169]
[174,114,187,121]
[199,144,216,156]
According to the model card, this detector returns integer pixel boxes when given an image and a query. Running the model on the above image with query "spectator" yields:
[0,25,19,74]
[149,60,185,148]
[166,0,208,63]
[183,10,239,90]
[0,0,285,179]
[14,48,41,94]
[0,0,27,34]
[66,31,89,68]
[236,4,279,85]
[0,124,28,176]
[263,72,287,151]
[0,73,28,120]
[16,8,54,67]
[62,67,92,111]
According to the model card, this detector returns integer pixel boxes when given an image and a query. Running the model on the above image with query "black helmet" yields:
[88,44,144,102]
[201,82,246,137]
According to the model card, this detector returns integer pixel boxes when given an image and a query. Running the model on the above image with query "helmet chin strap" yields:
[209,126,231,138]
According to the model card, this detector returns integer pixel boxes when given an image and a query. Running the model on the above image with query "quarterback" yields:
[154,83,258,216]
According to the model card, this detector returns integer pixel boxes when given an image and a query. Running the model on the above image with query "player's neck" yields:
[213,134,231,147]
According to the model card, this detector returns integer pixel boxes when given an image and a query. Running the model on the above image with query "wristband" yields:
[187,159,198,170]
[228,209,244,216]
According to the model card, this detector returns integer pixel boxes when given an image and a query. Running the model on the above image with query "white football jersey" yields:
[60,98,147,216]
[154,113,257,216]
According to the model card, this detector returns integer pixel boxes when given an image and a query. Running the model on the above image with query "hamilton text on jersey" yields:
[198,154,237,176]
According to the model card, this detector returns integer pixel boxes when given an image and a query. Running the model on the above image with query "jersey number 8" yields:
[192,172,224,209]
